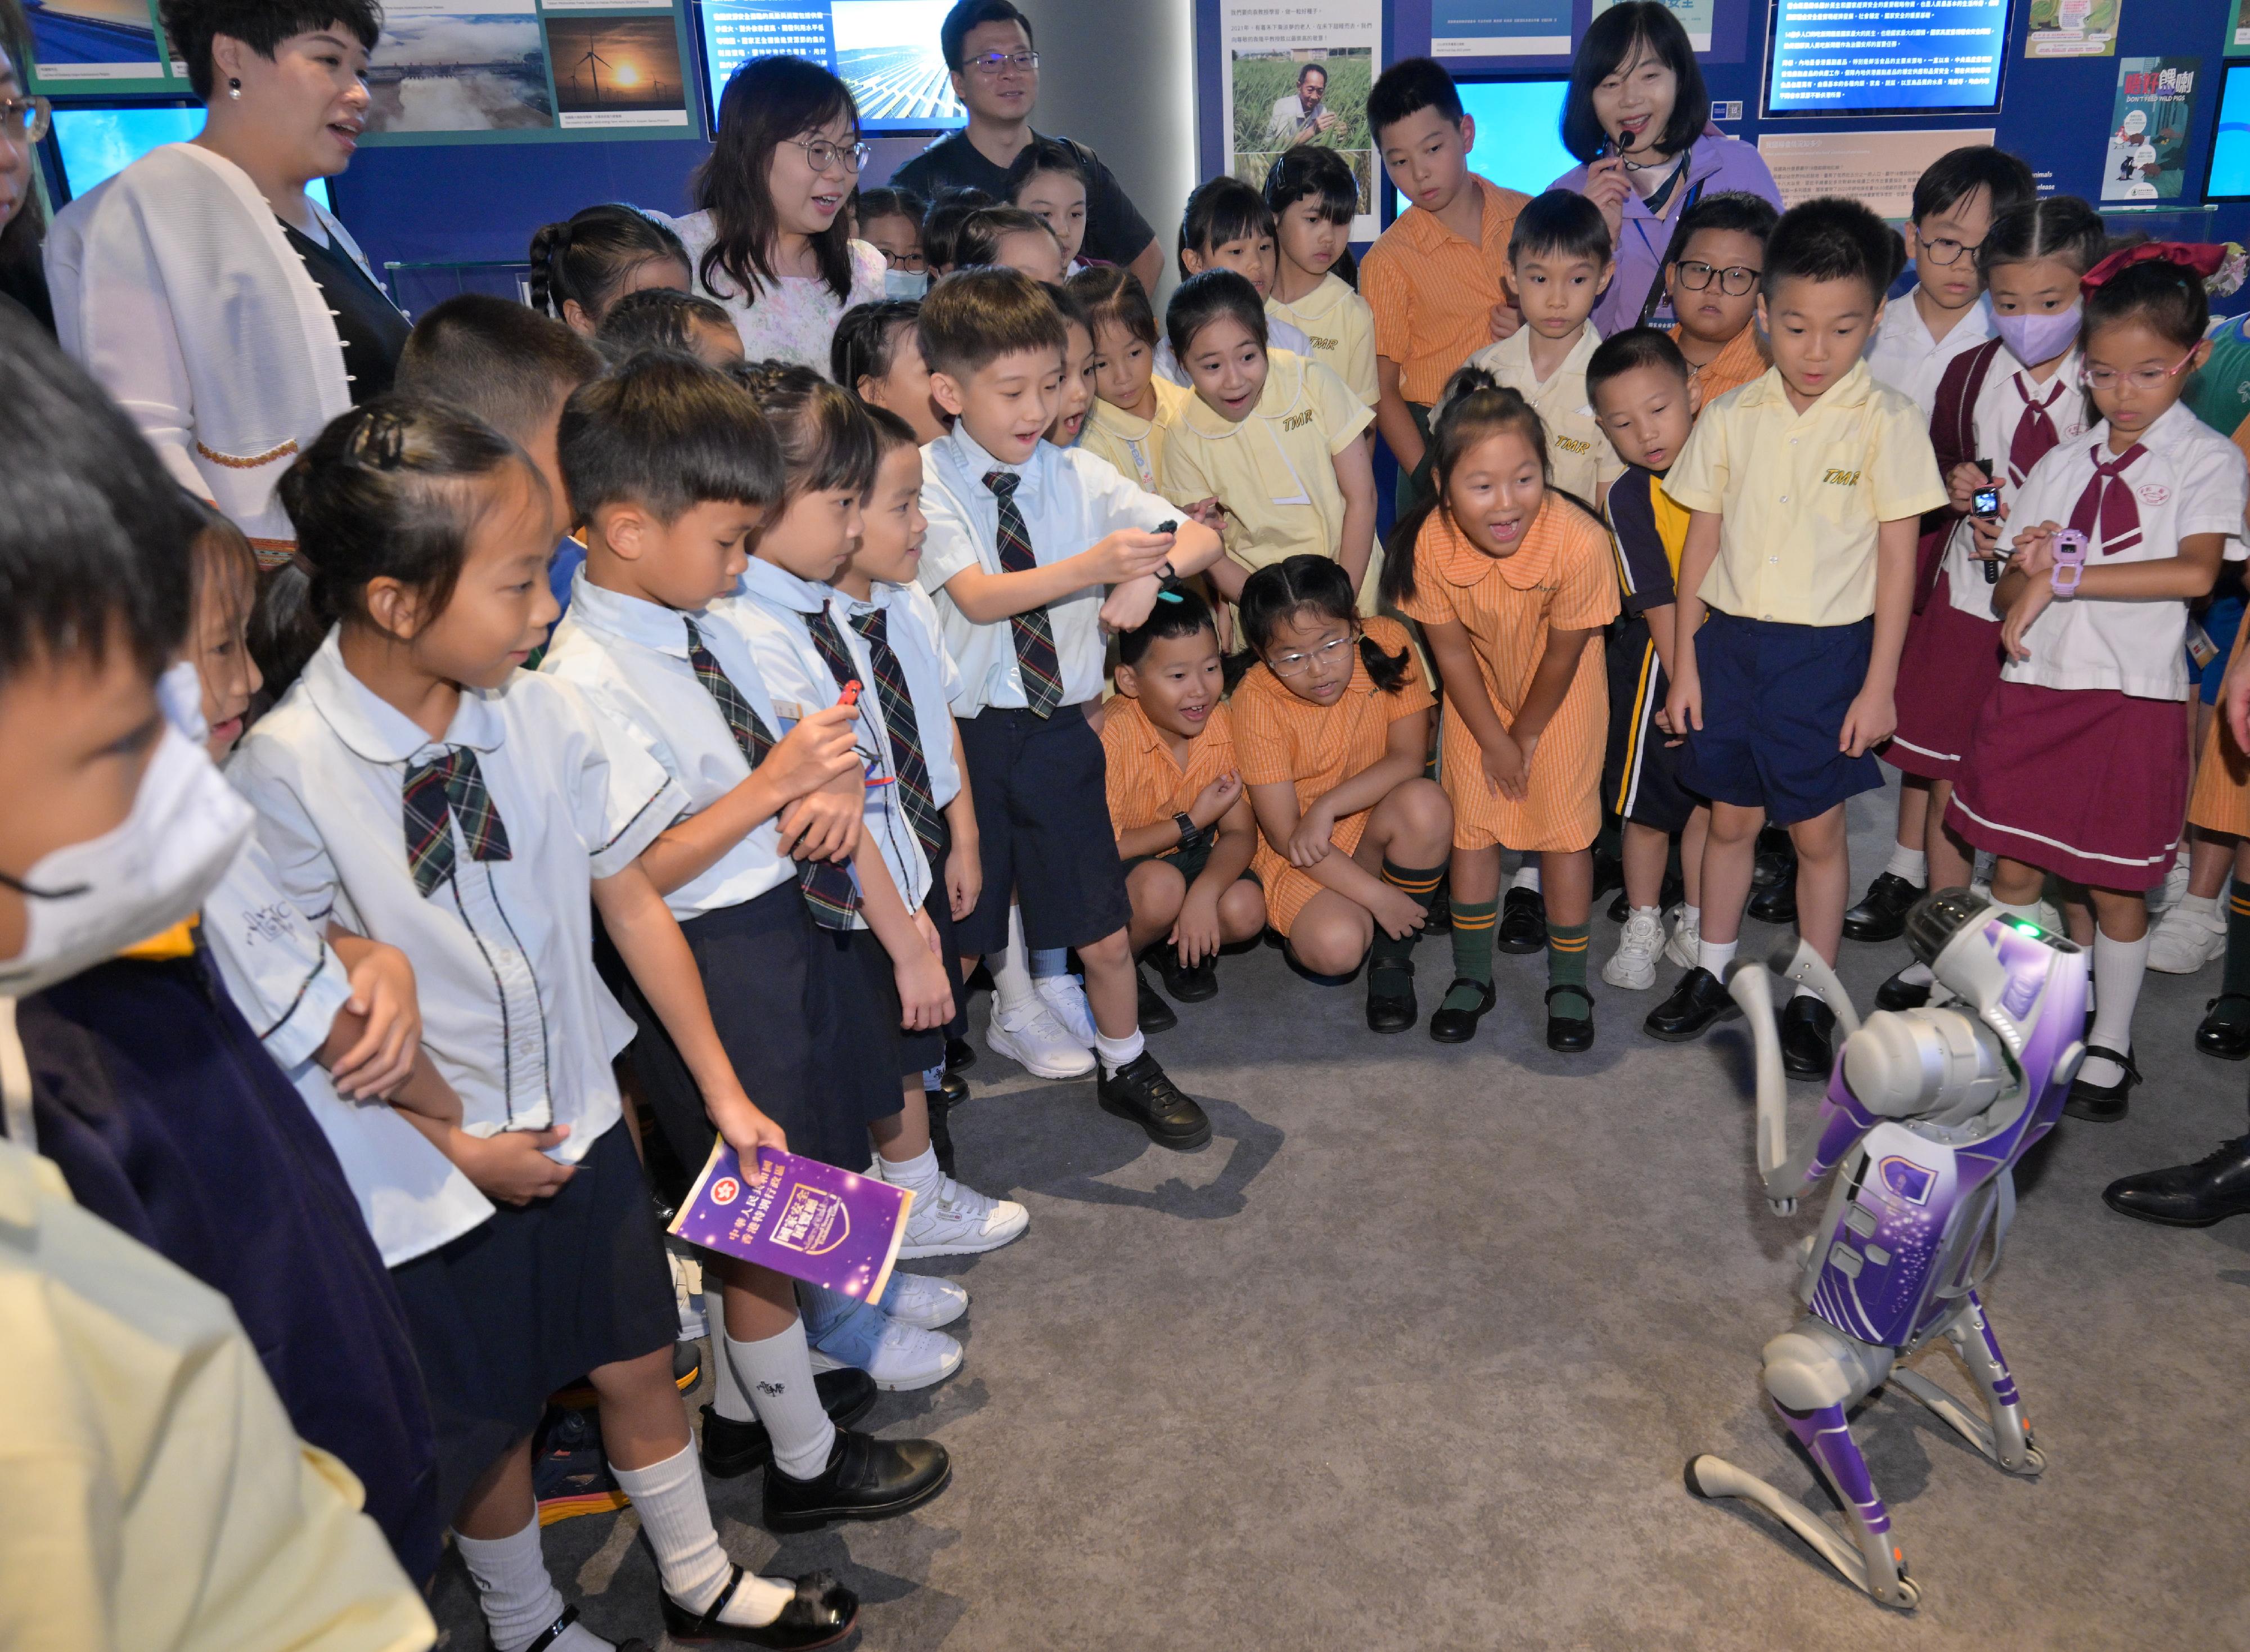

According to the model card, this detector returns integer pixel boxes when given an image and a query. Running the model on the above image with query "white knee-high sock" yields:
[2081,928,2152,1087]
[703,1289,754,1424]
[988,903,1037,1016]
[609,1443,791,1625]
[727,1318,837,1480]
[454,1515,601,1652]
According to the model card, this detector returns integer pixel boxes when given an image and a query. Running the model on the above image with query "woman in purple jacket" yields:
[1549,2,1781,338]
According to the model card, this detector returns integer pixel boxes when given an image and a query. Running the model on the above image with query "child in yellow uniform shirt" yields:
[1465,190,1622,513]
[1158,270,1379,611]
[1069,266,1191,492]
[1264,145,1379,413]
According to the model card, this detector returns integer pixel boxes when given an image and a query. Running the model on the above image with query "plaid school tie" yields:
[2006,373,2068,488]
[683,617,860,929]
[2067,440,2149,557]
[401,747,511,897]
[984,470,1064,716]
[849,606,944,862]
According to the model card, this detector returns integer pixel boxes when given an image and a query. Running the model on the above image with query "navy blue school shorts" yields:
[1677,611,1884,827]
[956,704,1132,956]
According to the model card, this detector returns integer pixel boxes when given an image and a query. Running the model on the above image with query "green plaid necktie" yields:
[683,618,860,929]
[848,606,944,862]
[984,470,1063,715]
[401,746,511,897]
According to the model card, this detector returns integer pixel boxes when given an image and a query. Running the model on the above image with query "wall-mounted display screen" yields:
[49,103,331,209]
[1762,0,2013,119]
[698,0,962,132]
[1452,76,1576,200]
[2210,63,2250,201]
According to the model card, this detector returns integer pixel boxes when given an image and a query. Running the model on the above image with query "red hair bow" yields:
[2080,240,2230,295]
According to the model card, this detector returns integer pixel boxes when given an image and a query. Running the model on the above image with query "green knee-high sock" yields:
[1547,920,1592,1017]
[1372,859,1444,976]
[1444,897,1498,1012]
[2221,883,2250,1015]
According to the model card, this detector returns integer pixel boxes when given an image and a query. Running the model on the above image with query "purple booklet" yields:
[668,1141,912,1303]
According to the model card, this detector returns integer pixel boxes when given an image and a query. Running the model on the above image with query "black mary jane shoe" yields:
[699,1370,879,1479]
[1545,985,1595,1053]
[1874,967,1932,1013]
[1644,966,1740,1041]
[1429,978,1496,1043]
[1366,958,1418,1033]
[1497,886,1546,953]
[763,1428,952,1532]
[2063,1045,2141,1123]
[662,1566,860,1650]
[1158,943,1220,1003]
[2104,1136,2250,1226]
[1780,996,1838,1081]
[1135,964,1178,1033]
[1842,871,1923,944]
[500,1605,651,1652]
[2197,994,2250,1061]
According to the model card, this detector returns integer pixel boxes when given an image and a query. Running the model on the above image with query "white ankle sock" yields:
[879,1143,945,1198]
[1095,1028,1145,1076]
[1886,845,1928,884]
[1511,864,1541,893]
[1698,937,1738,976]
[727,1319,837,1481]
[454,1515,583,1652]
[988,905,1037,1016]
[609,1442,791,1626]
[704,1289,754,1423]
[2082,928,2152,1087]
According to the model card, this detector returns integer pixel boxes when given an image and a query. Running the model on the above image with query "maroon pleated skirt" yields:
[1947,680,2189,890]
[1886,571,2005,782]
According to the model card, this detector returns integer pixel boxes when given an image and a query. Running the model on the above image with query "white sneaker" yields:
[2149,902,2228,974]
[898,1176,1030,1258]
[881,1271,969,1330]
[1033,971,1099,1046]
[1664,906,1700,970]
[2154,851,2193,916]
[1603,908,1664,990]
[808,1317,962,1391]
[986,998,1095,1078]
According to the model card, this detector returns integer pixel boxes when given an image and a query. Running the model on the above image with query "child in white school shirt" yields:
[231,396,860,1652]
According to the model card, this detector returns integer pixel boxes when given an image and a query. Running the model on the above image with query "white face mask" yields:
[883,267,930,300]
[0,662,253,997]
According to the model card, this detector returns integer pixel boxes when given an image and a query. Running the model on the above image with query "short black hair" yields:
[1263,143,1357,227]
[559,352,782,528]
[1042,278,1091,337]
[1562,2,1708,164]
[731,360,881,503]
[1068,264,1159,350]
[854,186,928,231]
[1166,268,1267,362]
[1673,190,1780,253]
[0,305,197,685]
[832,298,922,390]
[1117,586,1218,669]
[861,401,920,458]
[953,205,1059,270]
[1586,326,1690,401]
[1509,188,1611,267]
[158,0,381,102]
[918,265,1067,379]
[1763,197,1897,305]
[939,0,1031,70]
[396,294,605,448]
[1298,61,1328,88]
[1006,134,1087,199]
[1178,175,1275,278]
[1367,57,1462,138]
[921,185,995,271]
[593,287,738,365]
[1910,145,2037,227]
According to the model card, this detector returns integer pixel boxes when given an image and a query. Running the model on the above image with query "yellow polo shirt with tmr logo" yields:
[1663,359,1947,627]
[1081,373,1194,496]
[1267,274,1379,410]
[1466,322,1622,515]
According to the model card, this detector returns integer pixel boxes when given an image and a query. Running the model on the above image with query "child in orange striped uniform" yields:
[1384,366,1619,1053]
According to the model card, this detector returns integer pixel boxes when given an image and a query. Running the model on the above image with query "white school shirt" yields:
[201,835,493,1266]
[1154,317,1315,388]
[229,631,686,1163]
[1864,290,1996,418]
[917,420,1178,715]
[719,559,933,917]
[2000,399,2250,700]
[1938,346,2088,618]
[540,572,796,922]
[832,580,967,810]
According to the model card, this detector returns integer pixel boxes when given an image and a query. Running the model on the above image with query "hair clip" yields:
[2080,240,2240,297]
[344,408,414,470]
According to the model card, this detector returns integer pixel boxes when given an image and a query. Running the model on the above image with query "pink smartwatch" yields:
[2049,529,2087,597]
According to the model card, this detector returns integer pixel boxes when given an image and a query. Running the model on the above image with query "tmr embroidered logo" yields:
[1554,434,1592,454]
[1308,334,1339,352]
[1821,468,1861,486]
[1282,409,1317,432]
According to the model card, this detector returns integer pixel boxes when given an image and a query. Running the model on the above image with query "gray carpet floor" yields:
[428,775,2250,1650]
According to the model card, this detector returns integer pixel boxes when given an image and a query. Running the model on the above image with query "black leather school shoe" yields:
[1428,978,1496,1043]
[660,1566,860,1649]
[1134,964,1177,1033]
[2063,1045,2141,1123]
[1644,966,1740,1041]
[1843,871,1924,944]
[1874,966,1932,1012]
[1780,996,1837,1081]
[1747,858,1797,925]
[1366,958,1418,1033]
[1097,1052,1210,1150]
[2197,994,2250,1060]
[1545,985,1595,1053]
[1497,886,1546,953]
[699,1369,879,1479]
[2104,1136,2250,1226]
[763,1429,952,1532]
[1158,944,1220,1003]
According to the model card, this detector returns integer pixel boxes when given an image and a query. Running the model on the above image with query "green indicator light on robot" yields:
[2005,919,2042,935]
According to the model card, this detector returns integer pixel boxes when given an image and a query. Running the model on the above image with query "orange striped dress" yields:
[1394,498,1618,854]
[1102,695,1243,839]
[1672,322,1767,407]
[2189,619,2250,838]
[1231,615,1434,935]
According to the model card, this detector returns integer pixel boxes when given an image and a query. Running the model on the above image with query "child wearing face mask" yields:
[1950,248,2250,1126]
[1154,177,1315,385]
[856,185,930,295]
[1870,195,2105,1012]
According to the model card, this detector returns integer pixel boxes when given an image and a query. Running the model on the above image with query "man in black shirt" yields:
[890,0,1163,294]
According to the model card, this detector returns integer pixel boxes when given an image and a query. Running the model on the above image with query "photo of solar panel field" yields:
[833,2,960,127]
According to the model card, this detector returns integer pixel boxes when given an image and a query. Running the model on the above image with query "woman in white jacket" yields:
[44,0,397,555]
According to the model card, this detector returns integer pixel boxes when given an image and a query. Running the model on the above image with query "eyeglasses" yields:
[1266,634,1354,678]
[2080,349,2198,392]
[784,135,871,175]
[0,94,51,145]
[964,51,1039,76]
[1673,259,1760,296]
[1917,235,1983,267]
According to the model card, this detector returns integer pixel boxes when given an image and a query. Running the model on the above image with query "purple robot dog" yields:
[1686,890,2089,1609]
